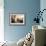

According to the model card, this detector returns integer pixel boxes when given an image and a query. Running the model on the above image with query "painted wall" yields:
[40,0,46,27]
[4,0,40,42]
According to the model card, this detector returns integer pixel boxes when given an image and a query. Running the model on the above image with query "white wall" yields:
[0,0,4,42]
[40,0,46,27]
[40,0,46,9]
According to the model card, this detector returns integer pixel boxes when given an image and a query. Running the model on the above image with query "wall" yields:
[0,0,4,42]
[40,0,46,27]
[4,0,40,42]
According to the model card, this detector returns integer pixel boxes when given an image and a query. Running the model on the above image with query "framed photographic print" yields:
[9,13,25,25]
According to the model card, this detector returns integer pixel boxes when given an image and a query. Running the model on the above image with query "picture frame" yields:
[9,13,25,25]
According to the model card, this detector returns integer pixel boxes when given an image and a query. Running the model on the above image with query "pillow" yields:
[17,37,25,46]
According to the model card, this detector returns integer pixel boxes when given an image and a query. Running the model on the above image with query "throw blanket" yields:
[23,32,34,46]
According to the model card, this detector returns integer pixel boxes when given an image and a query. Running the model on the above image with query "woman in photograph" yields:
[11,15,16,23]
